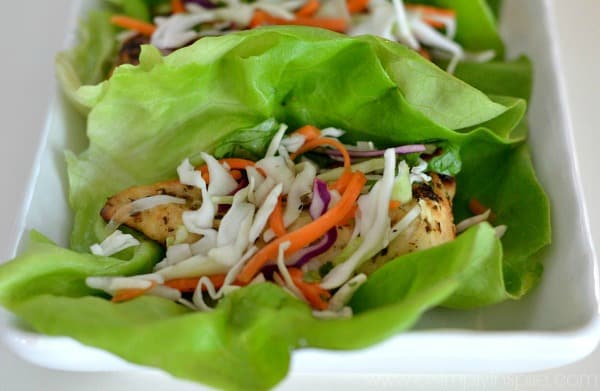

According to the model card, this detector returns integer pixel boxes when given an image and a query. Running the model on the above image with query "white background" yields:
[0,1,598,390]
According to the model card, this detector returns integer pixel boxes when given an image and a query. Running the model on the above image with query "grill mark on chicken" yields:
[413,182,441,202]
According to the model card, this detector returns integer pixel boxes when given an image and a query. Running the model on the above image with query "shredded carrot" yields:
[405,4,456,18]
[110,15,156,36]
[279,16,348,32]
[288,268,331,310]
[249,10,269,28]
[111,282,157,303]
[269,196,287,237]
[294,125,322,142]
[331,169,353,194]
[230,170,243,181]
[238,171,366,283]
[404,4,456,29]
[171,0,186,14]
[250,10,348,33]
[422,17,446,29]
[347,0,369,14]
[296,0,320,17]
[389,200,401,210]
[165,274,229,293]
[292,137,352,191]
[197,158,261,183]
[201,158,257,172]
[291,138,351,171]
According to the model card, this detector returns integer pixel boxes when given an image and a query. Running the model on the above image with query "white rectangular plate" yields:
[1,0,599,376]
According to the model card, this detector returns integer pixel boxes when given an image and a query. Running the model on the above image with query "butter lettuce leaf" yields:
[450,56,533,102]
[11,225,497,390]
[0,28,551,390]
[67,27,511,250]
[0,231,162,310]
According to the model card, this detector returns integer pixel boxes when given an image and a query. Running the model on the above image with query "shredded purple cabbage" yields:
[291,228,338,268]
[289,178,337,268]
[326,144,427,159]
[260,178,339,276]
[309,179,331,219]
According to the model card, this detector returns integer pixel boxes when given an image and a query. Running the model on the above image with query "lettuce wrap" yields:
[0,26,549,390]
[57,0,508,111]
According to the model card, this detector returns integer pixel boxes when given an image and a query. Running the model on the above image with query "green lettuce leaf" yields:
[55,11,118,113]
[106,0,151,21]
[444,56,533,102]
[486,0,504,19]
[0,28,550,390]
[66,26,549,298]
[427,142,462,176]
[0,231,162,310]
[212,118,283,161]
[11,224,497,390]
[105,0,173,21]
[67,27,511,250]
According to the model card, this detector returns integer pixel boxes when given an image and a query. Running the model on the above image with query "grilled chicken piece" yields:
[101,180,203,245]
[101,173,455,274]
[303,173,456,275]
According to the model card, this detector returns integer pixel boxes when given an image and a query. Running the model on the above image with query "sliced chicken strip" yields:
[101,173,455,274]
[101,179,203,245]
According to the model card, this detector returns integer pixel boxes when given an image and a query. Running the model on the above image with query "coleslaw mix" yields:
[87,125,485,315]
[0,1,550,390]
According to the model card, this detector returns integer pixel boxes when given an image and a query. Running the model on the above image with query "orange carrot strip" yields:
[331,169,353,194]
[269,196,288,237]
[197,158,261,183]
[249,11,348,33]
[405,4,456,18]
[291,138,351,172]
[110,15,156,36]
[294,125,322,142]
[238,171,366,283]
[165,275,228,293]
[296,0,320,17]
[389,200,401,209]
[422,17,446,29]
[249,10,270,28]
[405,4,455,29]
[279,16,348,32]
[111,282,157,303]
[230,170,243,181]
[288,268,331,310]
[347,0,369,14]
[292,137,352,191]
[171,0,186,14]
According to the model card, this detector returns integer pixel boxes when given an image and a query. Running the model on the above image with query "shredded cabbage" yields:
[90,230,140,257]
[284,162,317,227]
[321,149,396,289]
